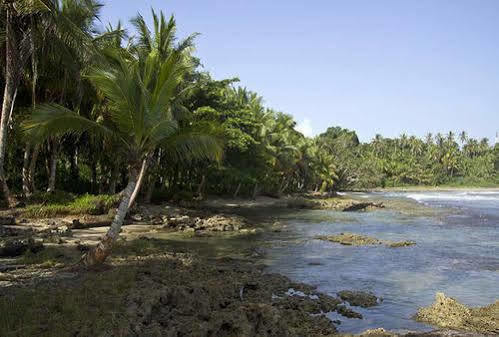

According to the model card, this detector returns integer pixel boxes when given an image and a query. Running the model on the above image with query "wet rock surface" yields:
[317,232,416,248]
[123,255,342,337]
[162,213,251,233]
[415,293,499,335]
[338,290,380,308]
[286,197,385,212]
[345,328,494,336]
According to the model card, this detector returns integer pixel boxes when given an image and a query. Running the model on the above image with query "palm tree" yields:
[24,18,221,265]
[459,131,468,145]
[0,0,52,206]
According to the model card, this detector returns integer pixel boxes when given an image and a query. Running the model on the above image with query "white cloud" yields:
[296,118,314,137]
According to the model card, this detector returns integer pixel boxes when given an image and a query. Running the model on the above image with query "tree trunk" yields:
[196,175,206,198]
[82,165,139,266]
[70,147,79,184]
[278,177,288,196]
[128,158,149,208]
[28,144,40,193]
[46,139,58,192]
[233,182,242,198]
[252,182,259,200]
[144,174,155,204]
[22,144,31,196]
[0,7,19,207]
[108,163,119,194]
[98,163,105,194]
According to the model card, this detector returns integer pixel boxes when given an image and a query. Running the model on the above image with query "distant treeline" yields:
[316,127,499,189]
[1,1,498,208]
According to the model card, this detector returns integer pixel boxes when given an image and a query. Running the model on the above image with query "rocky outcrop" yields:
[317,232,416,248]
[123,256,343,337]
[415,292,499,335]
[161,213,253,233]
[0,237,44,257]
[0,216,15,225]
[286,197,385,212]
[338,290,380,308]
[342,202,385,212]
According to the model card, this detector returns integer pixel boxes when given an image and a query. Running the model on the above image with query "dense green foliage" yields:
[318,128,499,189]
[0,1,497,207]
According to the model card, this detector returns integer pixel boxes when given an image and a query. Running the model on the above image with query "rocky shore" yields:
[317,232,416,248]
[415,293,499,335]
[0,199,496,337]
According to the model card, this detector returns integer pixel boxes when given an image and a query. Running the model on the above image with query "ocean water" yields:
[263,191,499,333]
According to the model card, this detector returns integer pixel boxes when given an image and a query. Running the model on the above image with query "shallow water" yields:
[263,191,499,333]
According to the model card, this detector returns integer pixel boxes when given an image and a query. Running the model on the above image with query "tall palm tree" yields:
[0,0,51,206]
[24,30,222,265]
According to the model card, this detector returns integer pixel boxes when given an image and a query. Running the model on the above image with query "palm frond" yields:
[160,122,224,164]
[130,12,152,52]
[23,103,113,141]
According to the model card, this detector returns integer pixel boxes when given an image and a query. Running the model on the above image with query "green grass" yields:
[112,237,171,257]
[26,191,75,205]
[0,238,172,337]
[22,193,120,218]
[0,267,136,337]
[18,247,75,268]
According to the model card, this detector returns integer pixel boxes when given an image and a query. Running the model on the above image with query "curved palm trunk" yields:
[128,158,148,208]
[83,165,139,266]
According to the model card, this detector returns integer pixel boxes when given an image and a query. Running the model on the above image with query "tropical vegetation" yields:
[1,1,498,264]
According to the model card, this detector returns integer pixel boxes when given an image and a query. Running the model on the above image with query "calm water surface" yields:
[263,191,499,333]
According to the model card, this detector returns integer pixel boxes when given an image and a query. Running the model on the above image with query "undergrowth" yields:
[22,193,119,218]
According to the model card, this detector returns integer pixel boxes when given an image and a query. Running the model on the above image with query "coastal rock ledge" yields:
[317,232,416,248]
[415,292,499,335]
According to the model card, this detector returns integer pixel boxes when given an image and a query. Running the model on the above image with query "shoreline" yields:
[365,186,499,192]
[1,196,496,336]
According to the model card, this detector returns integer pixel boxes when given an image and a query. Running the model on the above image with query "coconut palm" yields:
[24,28,222,265]
[0,0,53,205]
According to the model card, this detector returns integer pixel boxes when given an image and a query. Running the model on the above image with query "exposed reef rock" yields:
[0,237,44,257]
[123,256,343,337]
[415,292,499,335]
[338,290,380,308]
[317,232,416,248]
[286,197,384,211]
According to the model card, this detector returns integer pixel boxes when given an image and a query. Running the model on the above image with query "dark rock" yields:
[131,214,143,222]
[337,304,363,319]
[388,240,416,248]
[338,290,379,308]
[342,202,384,212]
[0,216,15,225]
[71,219,84,229]
[0,238,44,257]
[76,243,90,252]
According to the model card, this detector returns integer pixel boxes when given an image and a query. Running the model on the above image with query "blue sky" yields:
[99,1,499,142]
